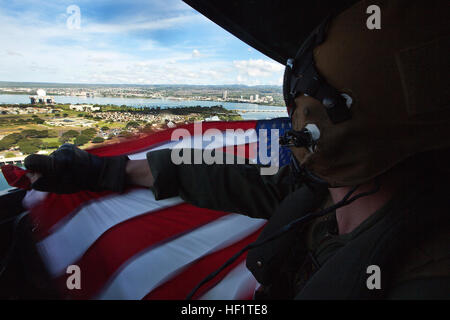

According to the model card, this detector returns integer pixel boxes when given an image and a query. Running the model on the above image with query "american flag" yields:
[27,118,292,300]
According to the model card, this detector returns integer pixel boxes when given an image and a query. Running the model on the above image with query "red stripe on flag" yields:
[241,291,256,301]
[30,189,115,240]
[143,228,262,300]
[54,204,230,299]
[87,121,257,157]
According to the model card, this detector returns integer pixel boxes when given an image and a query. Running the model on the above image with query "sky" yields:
[0,0,284,86]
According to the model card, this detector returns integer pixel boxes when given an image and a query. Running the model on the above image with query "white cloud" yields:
[233,59,284,85]
[83,15,203,34]
[233,59,284,77]
[6,50,23,57]
[0,8,284,86]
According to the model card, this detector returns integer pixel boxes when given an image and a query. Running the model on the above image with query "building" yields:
[205,115,220,121]
[255,94,259,102]
[223,90,228,100]
[30,89,55,105]
[265,95,274,102]
[69,104,101,112]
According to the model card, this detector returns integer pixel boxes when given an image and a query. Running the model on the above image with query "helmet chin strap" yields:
[288,153,329,188]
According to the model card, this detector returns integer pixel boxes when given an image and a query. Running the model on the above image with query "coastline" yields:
[0,92,285,107]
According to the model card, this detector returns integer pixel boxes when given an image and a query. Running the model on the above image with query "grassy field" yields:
[0,123,49,135]
[96,120,126,129]
[41,137,60,144]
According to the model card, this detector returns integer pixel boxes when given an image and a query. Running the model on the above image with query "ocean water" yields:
[0,94,287,120]
[0,173,10,191]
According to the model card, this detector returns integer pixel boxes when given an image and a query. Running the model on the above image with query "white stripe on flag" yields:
[199,261,258,300]
[36,189,183,276]
[128,130,258,160]
[97,214,266,300]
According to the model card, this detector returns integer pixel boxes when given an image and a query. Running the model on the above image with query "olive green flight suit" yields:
[147,149,450,299]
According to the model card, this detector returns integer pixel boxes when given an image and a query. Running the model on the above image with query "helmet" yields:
[282,0,450,187]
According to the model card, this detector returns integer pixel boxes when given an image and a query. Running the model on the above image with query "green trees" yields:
[21,129,49,138]
[101,126,110,131]
[44,141,60,149]
[33,117,45,124]
[0,132,50,154]
[92,137,105,144]
[62,130,80,138]
[81,128,97,139]
[141,123,154,133]
[59,136,70,144]
[125,121,140,129]
[59,130,80,144]
[0,133,22,151]
[17,138,43,155]
[58,128,98,147]
[74,135,90,146]
[21,129,37,138]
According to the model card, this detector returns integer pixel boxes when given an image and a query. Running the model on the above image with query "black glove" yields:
[24,144,129,194]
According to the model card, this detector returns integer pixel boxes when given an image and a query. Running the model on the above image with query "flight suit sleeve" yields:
[146,148,294,219]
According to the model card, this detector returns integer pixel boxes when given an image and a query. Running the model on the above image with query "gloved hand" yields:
[24,144,129,194]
